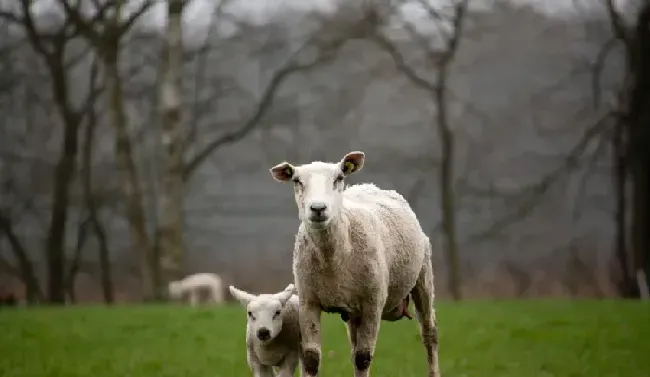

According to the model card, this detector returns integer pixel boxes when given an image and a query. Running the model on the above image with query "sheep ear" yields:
[229,285,255,306]
[270,162,295,182]
[340,151,365,176]
[275,284,295,306]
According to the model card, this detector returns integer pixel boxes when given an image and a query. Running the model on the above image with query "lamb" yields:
[168,272,224,306]
[229,283,304,377]
[270,151,440,377]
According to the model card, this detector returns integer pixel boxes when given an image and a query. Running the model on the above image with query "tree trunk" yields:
[45,112,80,304]
[435,65,462,301]
[157,0,187,297]
[626,3,650,298]
[82,99,115,304]
[103,42,155,300]
[612,121,636,297]
[0,217,42,303]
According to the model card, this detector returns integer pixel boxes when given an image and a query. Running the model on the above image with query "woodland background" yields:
[0,0,649,304]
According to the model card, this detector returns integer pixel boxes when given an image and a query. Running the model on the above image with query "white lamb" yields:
[229,284,303,377]
[168,272,224,306]
[270,151,440,377]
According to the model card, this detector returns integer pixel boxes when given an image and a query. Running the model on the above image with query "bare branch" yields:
[0,212,43,299]
[370,31,436,92]
[182,18,374,180]
[57,0,101,44]
[469,112,614,242]
[119,0,157,36]
[592,37,618,108]
[604,0,630,43]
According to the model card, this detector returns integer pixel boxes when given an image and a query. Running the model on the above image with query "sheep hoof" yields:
[303,348,320,376]
[354,349,372,371]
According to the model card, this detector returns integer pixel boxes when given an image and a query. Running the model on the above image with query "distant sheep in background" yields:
[168,273,224,306]
[270,150,440,377]
[229,283,303,377]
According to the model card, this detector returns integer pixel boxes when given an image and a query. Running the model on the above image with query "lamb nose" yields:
[257,328,270,340]
[309,203,327,213]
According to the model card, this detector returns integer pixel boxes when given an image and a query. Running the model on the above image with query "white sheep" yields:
[168,272,224,306]
[229,283,304,377]
[270,151,440,377]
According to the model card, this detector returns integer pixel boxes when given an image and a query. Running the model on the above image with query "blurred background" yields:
[0,0,648,305]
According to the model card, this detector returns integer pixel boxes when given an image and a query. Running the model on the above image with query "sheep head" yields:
[269,151,365,230]
[168,280,183,299]
[229,284,295,343]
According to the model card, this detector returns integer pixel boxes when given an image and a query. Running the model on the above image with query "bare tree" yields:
[82,56,114,303]
[370,0,470,300]
[56,0,158,299]
[1,0,102,304]
[597,0,650,298]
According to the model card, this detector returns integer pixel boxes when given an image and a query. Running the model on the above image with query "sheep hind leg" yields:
[411,259,441,377]
[210,284,222,304]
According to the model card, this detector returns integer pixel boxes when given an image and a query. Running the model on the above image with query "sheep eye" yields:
[274,310,281,317]
[334,175,344,187]
[248,311,254,319]
[293,178,303,188]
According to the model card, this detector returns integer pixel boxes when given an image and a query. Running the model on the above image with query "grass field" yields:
[1,300,649,377]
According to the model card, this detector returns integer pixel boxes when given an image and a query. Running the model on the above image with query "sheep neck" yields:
[305,216,346,257]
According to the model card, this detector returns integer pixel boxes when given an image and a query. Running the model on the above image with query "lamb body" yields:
[270,151,440,377]
[168,272,224,306]
[229,284,304,377]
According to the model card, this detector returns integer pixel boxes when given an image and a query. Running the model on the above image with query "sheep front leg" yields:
[353,309,381,377]
[277,352,300,377]
[411,259,440,377]
[247,352,274,377]
[299,301,322,377]
[345,319,358,352]
[187,288,200,306]
[344,316,361,366]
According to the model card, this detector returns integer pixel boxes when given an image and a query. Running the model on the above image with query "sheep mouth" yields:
[307,215,330,227]
[309,213,330,226]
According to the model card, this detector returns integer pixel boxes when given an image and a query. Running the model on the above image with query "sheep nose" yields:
[257,328,271,340]
[309,202,327,215]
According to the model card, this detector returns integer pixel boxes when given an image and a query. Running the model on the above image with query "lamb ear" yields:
[275,284,295,306]
[229,285,256,306]
[270,162,295,182]
[340,151,365,176]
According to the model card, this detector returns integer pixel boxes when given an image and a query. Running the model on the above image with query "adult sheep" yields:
[269,151,439,377]
[168,272,224,306]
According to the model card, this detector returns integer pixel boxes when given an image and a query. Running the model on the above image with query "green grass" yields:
[1,300,649,377]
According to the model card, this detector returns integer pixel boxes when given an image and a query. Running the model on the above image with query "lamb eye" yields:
[248,311,254,319]
[292,178,303,187]
[275,310,281,316]
[334,175,344,186]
